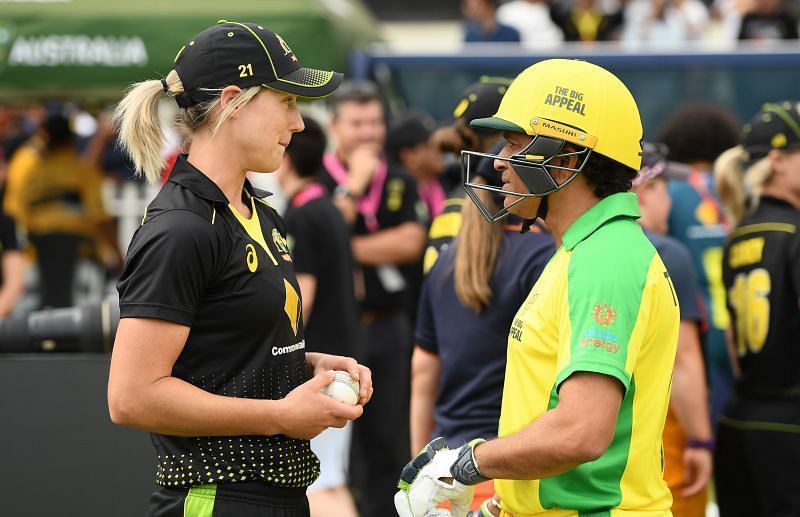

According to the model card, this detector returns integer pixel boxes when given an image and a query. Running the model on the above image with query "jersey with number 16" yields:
[722,196,800,398]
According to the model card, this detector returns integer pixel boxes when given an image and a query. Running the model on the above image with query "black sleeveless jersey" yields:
[722,196,800,399]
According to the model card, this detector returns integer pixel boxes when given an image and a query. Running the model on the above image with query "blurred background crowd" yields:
[1,0,799,516]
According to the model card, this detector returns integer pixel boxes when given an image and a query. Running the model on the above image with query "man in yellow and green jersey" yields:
[395,59,680,517]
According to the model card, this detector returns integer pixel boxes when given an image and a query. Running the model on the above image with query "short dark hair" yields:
[328,79,382,118]
[286,116,326,179]
[385,112,435,162]
[658,103,740,164]
[581,151,638,198]
[43,113,74,150]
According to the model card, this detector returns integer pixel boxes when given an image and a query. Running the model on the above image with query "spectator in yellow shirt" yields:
[4,112,118,308]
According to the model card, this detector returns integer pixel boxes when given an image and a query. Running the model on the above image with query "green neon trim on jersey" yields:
[719,415,800,433]
[730,222,796,238]
[183,484,216,517]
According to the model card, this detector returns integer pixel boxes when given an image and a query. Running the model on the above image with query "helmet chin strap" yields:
[520,195,548,234]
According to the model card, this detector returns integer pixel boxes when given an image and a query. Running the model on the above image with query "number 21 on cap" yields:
[238,64,254,77]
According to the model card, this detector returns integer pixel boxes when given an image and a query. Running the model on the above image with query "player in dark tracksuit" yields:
[715,101,800,516]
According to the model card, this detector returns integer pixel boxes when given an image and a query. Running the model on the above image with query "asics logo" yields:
[245,243,258,272]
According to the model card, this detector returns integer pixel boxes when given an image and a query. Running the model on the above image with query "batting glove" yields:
[394,437,489,517]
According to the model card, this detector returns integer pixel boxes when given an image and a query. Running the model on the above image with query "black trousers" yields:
[29,233,84,308]
[714,395,800,517]
[350,310,412,517]
[147,482,309,517]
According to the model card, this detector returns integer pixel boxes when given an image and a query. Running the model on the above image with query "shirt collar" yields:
[759,195,795,210]
[562,192,641,251]
[168,154,273,204]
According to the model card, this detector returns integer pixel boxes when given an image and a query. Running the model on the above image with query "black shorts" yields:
[714,395,800,517]
[147,481,309,517]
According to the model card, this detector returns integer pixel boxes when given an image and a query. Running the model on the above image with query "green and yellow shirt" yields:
[497,193,679,516]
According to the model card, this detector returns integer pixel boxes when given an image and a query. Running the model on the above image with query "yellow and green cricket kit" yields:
[497,193,680,516]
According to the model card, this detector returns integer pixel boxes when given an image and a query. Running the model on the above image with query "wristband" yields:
[334,184,357,200]
[686,438,715,451]
[450,438,489,486]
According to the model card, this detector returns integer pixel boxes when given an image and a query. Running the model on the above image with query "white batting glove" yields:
[395,437,486,517]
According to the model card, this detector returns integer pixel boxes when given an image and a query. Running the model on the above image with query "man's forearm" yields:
[352,223,425,266]
[473,407,596,481]
[473,372,623,481]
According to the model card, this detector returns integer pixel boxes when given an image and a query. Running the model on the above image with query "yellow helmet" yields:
[472,59,643,171]
[461,59,643,224]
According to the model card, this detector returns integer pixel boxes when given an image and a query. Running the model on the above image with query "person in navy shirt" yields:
[463,0,522,42]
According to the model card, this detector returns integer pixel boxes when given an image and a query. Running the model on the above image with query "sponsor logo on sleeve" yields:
[592,303,616,326]
[579,328,620,353]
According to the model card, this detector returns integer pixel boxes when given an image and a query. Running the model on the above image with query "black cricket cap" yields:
[742,100,800,160]
[453,76,512,133]
[173,20,343,108]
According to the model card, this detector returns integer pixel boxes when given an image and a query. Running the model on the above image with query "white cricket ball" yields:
[320,370,360,405]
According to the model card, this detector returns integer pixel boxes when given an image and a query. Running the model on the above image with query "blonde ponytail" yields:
[112,70,180,183]
[714,145,773,226]
[454,184,504,313]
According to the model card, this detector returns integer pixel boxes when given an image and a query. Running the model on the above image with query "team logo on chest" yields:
[245,243,258,273]
[272,228,292,262]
